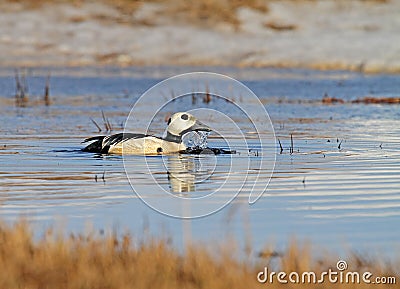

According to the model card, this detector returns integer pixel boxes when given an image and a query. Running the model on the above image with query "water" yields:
[0,67,399,257]
[181,131,209,149]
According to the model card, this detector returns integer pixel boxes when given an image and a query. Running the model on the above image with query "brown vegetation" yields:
[2,0,269,28]
[264,21,297,31]
[158,0,268,28]
[351,96,400,104]
[322,95,345,104]
[321,95,400,105]
[0,220,397,289]
[4,0,389,30]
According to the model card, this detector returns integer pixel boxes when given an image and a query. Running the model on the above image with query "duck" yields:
[82,112,211,155]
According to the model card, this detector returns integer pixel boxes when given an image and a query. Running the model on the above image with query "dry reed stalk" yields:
[290,133,294,154]
[90,118,102,132]
[14,69,28,107]
[203,84,211,104]
[101,110,112,132]
[278,138,283,154]
[44,73,50,106]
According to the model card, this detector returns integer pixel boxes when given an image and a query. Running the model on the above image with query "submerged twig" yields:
[90,118,102,132]
[101,110,112,132]
[192,92,196,105]
[278,138,283,154]
[203,84,211,104]
[102,171,106,184]
[44,73,50,106]
[106,117,112,132]
[15,70,22,97]
[14,69,28,107]
[290,134,294,155]
[338,139,343,150]
[21,70,28,96]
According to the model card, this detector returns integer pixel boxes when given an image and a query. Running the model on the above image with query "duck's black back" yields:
[82,133,149,154]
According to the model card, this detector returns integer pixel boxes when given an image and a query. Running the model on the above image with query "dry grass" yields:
[2,0,390,29]
[156,0,268,29]
[96,0,268,29]
[97,0,269,28]
[321,95,400,105]
[0,220,398,289]
[1,0,268,28]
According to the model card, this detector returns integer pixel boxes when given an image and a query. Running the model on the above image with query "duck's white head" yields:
[166,112,211,140]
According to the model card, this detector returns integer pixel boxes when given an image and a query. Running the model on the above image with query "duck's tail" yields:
[82,136,107,153]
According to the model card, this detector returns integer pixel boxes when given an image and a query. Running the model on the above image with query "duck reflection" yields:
[166,155,199,194]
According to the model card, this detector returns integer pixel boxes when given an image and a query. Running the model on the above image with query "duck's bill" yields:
[189,120,212,132]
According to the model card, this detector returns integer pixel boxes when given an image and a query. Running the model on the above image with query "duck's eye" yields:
[181,114,189,120]
[167,118,171,125]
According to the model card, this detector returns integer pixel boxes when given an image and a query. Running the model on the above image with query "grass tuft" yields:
[0,220,398,288]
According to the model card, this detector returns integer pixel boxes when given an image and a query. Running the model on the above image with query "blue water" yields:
[0,67,399,259]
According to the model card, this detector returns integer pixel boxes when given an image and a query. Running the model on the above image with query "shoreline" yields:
[4,62,397,75]
[1,1,399,73]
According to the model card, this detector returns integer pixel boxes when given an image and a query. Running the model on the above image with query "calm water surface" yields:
[0,67,399,257]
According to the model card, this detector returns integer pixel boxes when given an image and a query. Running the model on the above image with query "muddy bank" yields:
[1,0,399,73]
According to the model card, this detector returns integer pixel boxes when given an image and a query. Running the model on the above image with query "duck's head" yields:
[165,112,211,142]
